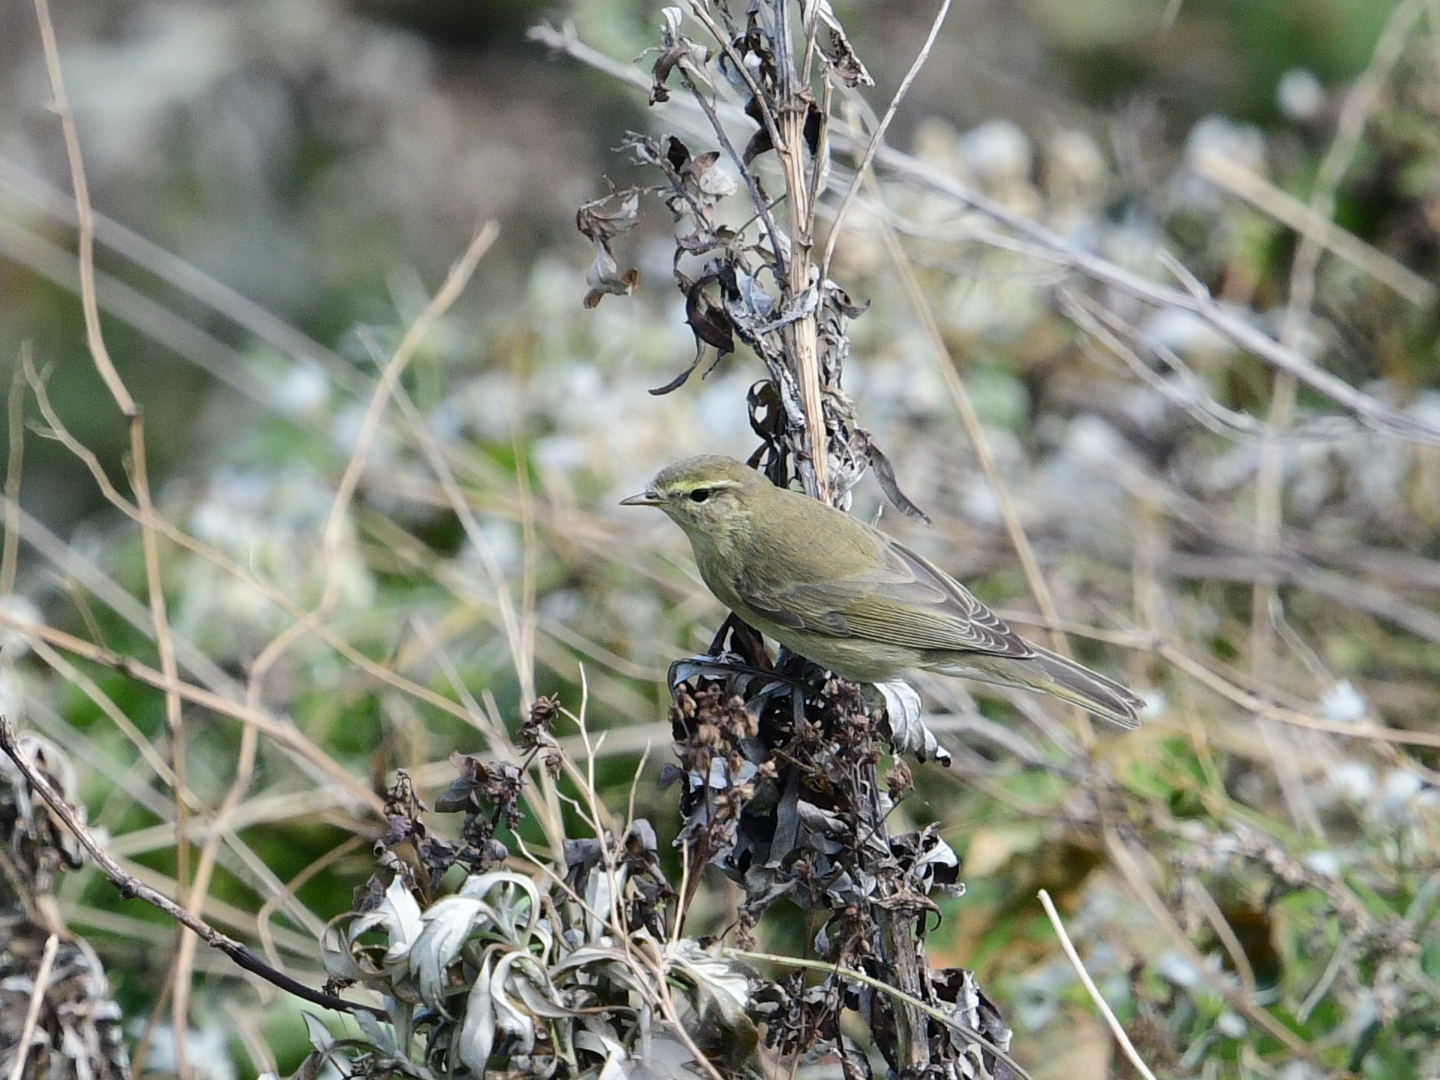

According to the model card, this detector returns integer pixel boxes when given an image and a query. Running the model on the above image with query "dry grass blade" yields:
[0,156,363,393]
[0,606,384,809]
[0,716,379,1017]
[2,353,26,597]
[1191,150,1434,308]
[1037,890,1160,1080]
[0,218,267,401]
[31,0,198,1052]
[819,0,952,281]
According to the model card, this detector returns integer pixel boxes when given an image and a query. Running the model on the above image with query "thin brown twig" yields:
[0,217,267,401]
[1185,877,1257,999]
[1191,150,1434,308]
[359,336,567,856]
[18,348,500,743]
[866,140,1440,446]
[1102,828,1315,1057]
[677,3,828,499]
[247,220,498,716]
[988,607,1440,750]
[172,717,259,1047]
[0,715,380,1017]
[256,834,368,974]
[0,156,364,395]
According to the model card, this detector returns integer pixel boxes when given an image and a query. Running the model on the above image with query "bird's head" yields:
[620,455,769,539]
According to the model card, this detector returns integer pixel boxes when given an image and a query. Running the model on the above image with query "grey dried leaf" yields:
[411,895,494,1008]
[649,345,707,396]
[876,680,952,765]
[649,7,712,104]
[456,951,497,1072]
[287,1051,327,1080]
[301,1011,335,1053]
[685,275,735,353]
[490,952,540,1054]
[694,157,738,198]
[867,438,932,525]
[811,2,873,87]
[577,188,643,308]
[584,244,641,309]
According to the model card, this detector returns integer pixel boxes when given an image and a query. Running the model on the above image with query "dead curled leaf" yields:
[576,187,643,308]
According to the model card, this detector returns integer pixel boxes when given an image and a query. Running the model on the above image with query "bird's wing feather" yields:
[737,537,1035,658]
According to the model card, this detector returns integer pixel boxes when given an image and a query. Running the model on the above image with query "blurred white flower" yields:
[1138,688,1168,720]
[1327,762,1375,803]
[1215,1011,1246,1038]
[1378,770,1424,821]
[959,121,1032,183]
[1303,850,1341,878]
[1142,307,1237,358]
[1277,69,1325,122]
[138,1024,235,1080]
[0,595,41,657]
[1065,414,1127,468]
[267,361,331,418]
[1320,680,1366,724]
[1156,949,1202,988]
[1185,116,1267,175]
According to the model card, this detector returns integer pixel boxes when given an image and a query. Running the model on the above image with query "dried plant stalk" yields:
[567,5,1011,1077]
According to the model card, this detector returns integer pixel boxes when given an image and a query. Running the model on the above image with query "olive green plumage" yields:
[622,454,1143,729]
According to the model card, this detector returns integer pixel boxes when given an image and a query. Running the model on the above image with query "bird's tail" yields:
[937,647,1145,729]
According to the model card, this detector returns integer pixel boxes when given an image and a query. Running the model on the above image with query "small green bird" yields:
[622,455,1142,728]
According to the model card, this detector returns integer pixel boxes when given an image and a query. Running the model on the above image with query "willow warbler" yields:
[622,455,1142,728]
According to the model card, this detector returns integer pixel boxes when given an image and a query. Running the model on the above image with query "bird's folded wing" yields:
[737,539,1036,658]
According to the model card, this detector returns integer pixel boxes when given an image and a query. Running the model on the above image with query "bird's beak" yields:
[620,490,663,507]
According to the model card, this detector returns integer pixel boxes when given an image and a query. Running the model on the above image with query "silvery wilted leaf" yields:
[514,973,579,1020]
[490,952,539,1054]
[301,1012,334,1053]
[734,269,776,321]
[583,858,618,941]
[352,1010,397,1055]
[456,951,497,1072]
[410,897,494,1008]
[664,939,750,1014]
[459,870,543,946]
[319,918,369,981]
[328,876,423,977]
[868,438,932,525]
[695,160,738,198]
[551,945,649,997]
[649,7,711,103]
[877,680,952,766]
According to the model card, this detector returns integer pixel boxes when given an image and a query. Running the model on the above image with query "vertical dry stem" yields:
[771,3,829,502]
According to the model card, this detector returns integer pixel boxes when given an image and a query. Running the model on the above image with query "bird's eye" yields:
[689,487,712,503]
